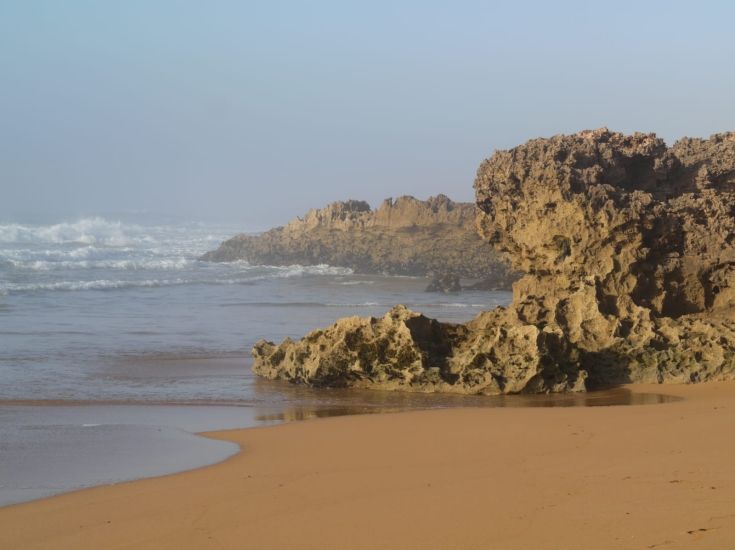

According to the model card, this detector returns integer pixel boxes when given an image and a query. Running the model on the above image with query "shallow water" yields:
[0,405,244,506]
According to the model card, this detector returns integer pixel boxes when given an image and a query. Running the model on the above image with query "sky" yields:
[1,1,734,227]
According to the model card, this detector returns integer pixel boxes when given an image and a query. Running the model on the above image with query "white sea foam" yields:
[0,217,236,252]
[0,265,357,294]
[325,301,381,307]
[0,218,356,297]
[0,218,150,246]
[222,261,353,276]
[2,279,189,293]
[269,264,353,277]
[4,257,194,272]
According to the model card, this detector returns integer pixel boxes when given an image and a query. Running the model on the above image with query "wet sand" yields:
[0,385,674,507]
[2,382,735,549]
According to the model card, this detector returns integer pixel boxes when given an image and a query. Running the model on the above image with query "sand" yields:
[1,382,734,549]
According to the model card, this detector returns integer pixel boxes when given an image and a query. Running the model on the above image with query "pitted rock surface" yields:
[253,130,735,393]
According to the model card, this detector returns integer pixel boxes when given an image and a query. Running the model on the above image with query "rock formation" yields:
[202,195,516,287]
[425,273,462,293]
[253,129,735,394]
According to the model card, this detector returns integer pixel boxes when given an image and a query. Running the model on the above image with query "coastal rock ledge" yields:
[202,194,516,287]
[254,129,735,394]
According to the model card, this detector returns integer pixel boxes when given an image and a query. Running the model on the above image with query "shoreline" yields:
[3,382,735,548]
[0,385,679,507]
[0,379,684,408]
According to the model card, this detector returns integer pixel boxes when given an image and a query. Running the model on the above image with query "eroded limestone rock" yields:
[253,129,735,393]
[253,305,585,394]
[202,194,516,285]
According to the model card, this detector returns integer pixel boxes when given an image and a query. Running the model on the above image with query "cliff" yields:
[201,194,515,285]
[253,129,735,394]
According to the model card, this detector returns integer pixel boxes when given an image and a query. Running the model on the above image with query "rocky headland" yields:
[253,129,735,394]
[202,194,516,288]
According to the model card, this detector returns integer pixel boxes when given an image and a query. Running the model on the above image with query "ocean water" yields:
[0,216,511,403]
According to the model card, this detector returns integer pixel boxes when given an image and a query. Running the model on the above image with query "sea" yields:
[0,216,671,506]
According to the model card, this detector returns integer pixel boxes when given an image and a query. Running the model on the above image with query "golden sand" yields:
[2,382,735,549]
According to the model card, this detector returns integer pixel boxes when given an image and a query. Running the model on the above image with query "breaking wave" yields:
[3,257,195,271]
[0,218,153,246]
[0,217,354,295]
[0,264,354,295]
[4,278,233,293]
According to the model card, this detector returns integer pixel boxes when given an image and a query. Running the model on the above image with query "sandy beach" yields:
[0,382,733,549]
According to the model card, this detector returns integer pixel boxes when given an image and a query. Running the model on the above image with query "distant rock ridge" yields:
[202,194,516,285]
[253,129,735,394]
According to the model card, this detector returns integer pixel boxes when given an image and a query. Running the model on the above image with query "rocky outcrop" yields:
[253,305,584,394]
[202,195,516,286]
[425,273,462,293]
[253,129,735,394]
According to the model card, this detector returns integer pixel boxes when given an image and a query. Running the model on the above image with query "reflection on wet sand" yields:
[0,386,680,506]
[252,380,681,423]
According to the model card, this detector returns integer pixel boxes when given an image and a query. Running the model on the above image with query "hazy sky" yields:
[2,1,734,227]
